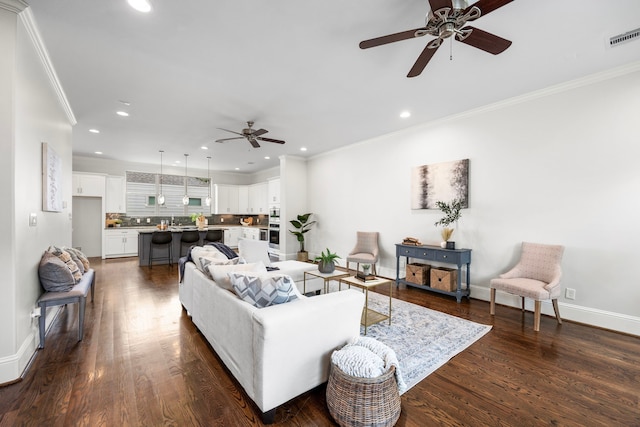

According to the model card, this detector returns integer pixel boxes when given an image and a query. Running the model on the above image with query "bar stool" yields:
[149,231,173,268]
[203,229,223,245]
[180,230,200,257]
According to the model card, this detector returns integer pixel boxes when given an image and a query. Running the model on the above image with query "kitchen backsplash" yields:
[105,213,268,228]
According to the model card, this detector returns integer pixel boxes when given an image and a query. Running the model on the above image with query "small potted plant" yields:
[191,212,207,229]
[314,248,341,273]
[434,199,463,249]
[289,213,316,261]
[361,264,371,276]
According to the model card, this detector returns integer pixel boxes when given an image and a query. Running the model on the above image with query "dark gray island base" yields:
[138,228,226,266]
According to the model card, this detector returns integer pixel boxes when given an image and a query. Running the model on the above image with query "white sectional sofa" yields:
[179,241,364,423]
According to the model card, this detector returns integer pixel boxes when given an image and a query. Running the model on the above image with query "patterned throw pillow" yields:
[199,256,240,280]
[65,247,90,272]
[208,262,267,291]
[48,246,82,283]
[63,247,84,274]
[229,273,299,308]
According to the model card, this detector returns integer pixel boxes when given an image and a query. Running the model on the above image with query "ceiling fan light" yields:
[127,0,152,13]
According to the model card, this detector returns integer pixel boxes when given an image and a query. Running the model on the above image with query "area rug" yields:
[355,290,491,394]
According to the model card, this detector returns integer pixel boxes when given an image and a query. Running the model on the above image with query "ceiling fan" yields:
[359,0,513,78]
[215,121,286,148]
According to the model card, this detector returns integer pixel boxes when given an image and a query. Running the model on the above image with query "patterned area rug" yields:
[354,289,491,394]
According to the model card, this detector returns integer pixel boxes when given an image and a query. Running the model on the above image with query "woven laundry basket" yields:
[326,362,401,427]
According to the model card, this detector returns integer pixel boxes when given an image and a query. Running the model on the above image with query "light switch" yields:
[29,213,37,227]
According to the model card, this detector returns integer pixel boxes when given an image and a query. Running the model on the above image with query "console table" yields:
[395,244,471,303]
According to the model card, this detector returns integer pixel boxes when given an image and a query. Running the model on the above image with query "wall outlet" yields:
[220,218,224,223]
[136,218,140,224]
[565,288,576,300]
[146,218,151,223]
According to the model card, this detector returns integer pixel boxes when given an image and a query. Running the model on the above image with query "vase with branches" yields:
[434,199,463,248]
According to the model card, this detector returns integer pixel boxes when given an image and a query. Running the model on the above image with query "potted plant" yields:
[361,264,371,276]
[314,248,341,273]
[434,199,463,249]
[191,212,207,229]
[289,213,316,261]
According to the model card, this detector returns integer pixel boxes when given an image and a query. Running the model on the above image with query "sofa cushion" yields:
[208,261,267,291]
[38,252,76,292]
[229,273,299,308]
[237,238,271,267]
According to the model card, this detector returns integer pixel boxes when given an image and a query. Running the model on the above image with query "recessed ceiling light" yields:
[127,0,152,13]
[89,129,100,134]
[201,146,208,150]
[300,147,307,152]
[116,111,129,117]
[95,151,103,155]
[119,100,131,106]
[264,156,270,160]
[400,111,411,118]
[235,167,240,170]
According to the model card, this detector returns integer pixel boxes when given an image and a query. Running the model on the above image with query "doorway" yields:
[72,196,102,257]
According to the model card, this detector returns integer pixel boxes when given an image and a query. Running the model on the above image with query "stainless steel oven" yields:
[269,222,280,248]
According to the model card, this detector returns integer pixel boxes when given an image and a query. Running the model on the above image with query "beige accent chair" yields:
[490,242,565,331]
[346,231,380,275]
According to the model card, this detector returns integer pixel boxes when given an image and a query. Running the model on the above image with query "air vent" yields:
[608,27,640,48]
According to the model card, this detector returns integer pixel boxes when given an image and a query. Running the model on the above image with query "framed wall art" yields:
[42,142,63,212]
[411,158,469,209]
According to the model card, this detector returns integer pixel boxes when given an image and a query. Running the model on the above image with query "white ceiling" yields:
[26,0,640,173]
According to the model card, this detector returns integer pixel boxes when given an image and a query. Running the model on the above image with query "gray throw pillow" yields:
[229,273,299,308]
[38,252,75,292]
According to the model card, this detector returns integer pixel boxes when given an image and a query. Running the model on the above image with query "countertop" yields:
[108,224,268,233]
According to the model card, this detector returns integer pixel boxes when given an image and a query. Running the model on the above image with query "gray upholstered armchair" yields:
[490,242,565,331]
[346,231,380,275]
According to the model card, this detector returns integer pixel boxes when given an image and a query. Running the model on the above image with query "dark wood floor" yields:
[1,257,638,426]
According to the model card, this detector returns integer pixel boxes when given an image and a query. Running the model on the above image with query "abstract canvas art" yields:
[411,159,469,209]
[42,142,63,212]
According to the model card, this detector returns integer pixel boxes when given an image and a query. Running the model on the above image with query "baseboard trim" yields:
[0,305,62,385]
[471,285,640,337]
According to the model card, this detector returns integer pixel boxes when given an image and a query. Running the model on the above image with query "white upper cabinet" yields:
[238,185,249,214]
[72,173,105,197]
[268,178,280,205]
[214,184,239,214]
[106,176,126,213]
[248,182,268,214]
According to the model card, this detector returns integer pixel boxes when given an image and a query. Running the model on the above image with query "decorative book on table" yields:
[355,272,376,282]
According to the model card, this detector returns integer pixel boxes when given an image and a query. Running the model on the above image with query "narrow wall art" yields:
[42,142,63,212]
[411,159,469,209]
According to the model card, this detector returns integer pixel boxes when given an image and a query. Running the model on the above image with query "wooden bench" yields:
[37,268,95,349]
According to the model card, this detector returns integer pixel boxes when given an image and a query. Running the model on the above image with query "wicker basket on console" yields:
[326,362,401,427]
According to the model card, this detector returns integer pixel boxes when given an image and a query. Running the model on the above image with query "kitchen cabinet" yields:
[241,227,260,240]
[223,227,242,248]
[214,184,239,214]
[106,176,126,213]
[105,229,139,258]
[238,185,249,214]
[248,182,268,214]
[268,178,280,204]
[72,173,105,197]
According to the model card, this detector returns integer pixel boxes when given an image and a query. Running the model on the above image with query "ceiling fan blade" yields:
[257,137,285,144]
[251,128,268,137]
[249,139,261,148]
[215,137,244,143]
[217,127,244,136]
[407,43,440,78]
[360,28,425,49]
[457,26,511,54]
[428,0,452,12]
[464,0,513,18]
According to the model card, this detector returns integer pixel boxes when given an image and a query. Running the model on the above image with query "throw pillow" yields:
[48,246,82,283]
[63,246,84,274]
[199,256,240,280]
[38,252,75,292]
[229,273,299,308]
[65,246,90,272]
[207,262,267,291]
[191,245,225,272]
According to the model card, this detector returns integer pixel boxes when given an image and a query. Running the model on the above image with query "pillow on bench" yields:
[38,252,75,292]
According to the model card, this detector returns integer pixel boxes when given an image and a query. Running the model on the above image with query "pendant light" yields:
[205,156,212,206]
[158,150,165,205]
[182,153,190,205]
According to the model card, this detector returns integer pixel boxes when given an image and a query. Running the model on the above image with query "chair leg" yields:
[533,300,541,331]
[552,299,562,324]
[490,288,496,315]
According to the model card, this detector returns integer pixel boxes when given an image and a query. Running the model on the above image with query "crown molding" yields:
[18,7,76,125]
[0,0,27,14]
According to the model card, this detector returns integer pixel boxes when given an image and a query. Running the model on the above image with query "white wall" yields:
[0,6,74,383]
[306,64,640,335]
